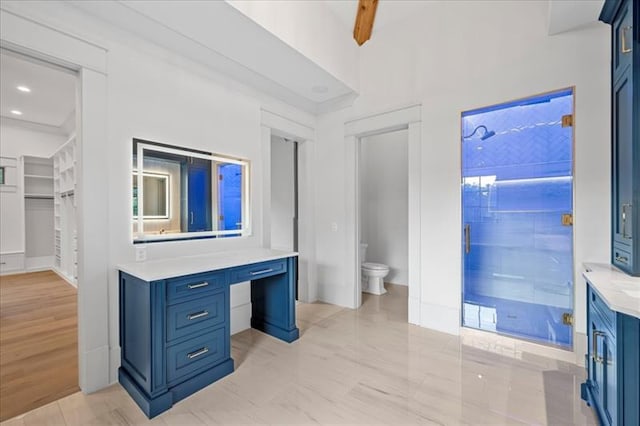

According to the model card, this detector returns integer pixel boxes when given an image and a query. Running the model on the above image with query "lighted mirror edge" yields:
[132,140,251,242]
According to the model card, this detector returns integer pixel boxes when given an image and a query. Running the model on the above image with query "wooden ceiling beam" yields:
[353,0,378,46]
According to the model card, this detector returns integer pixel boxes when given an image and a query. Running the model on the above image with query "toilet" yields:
[360,243,390,295]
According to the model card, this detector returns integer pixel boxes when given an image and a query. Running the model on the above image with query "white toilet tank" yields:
[360,243,368,264]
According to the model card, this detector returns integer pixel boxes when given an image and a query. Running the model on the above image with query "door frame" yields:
[344,105,422,324]
[261,109,317,303]
[1,8,110,391]
[459,87,576,350]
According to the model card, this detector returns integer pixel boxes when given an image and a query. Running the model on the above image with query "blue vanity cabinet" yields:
[118,254,299,418]
[582,284,640,426]
[601,0,640,276]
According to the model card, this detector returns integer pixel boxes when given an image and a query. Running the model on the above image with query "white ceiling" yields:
[326,0,607,39]
[70,0,356,113]
[547,0,605,35]
[324,0,431,37]
[0,51,76,127]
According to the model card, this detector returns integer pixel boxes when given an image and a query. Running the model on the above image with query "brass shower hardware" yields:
[561,213,573,226]
[562,312,574,326]
[561,114,573,127]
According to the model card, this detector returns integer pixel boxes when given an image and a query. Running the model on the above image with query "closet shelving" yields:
[23,156,55,271]
[53,135,77,285]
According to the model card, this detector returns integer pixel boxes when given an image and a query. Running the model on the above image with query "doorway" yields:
[461,88,575,349]
[0,48,79,420]
[270,135,299,297]
[359,129,409,310]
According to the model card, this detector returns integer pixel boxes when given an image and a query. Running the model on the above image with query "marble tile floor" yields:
[1,284,597,425]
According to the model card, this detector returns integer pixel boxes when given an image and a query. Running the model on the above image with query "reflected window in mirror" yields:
[132,139,250,242]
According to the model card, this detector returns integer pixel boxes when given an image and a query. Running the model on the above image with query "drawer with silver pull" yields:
[228,259,287,284]
[166,326,227,383]
[166,291,226,342]
[166,271,225,304]
[613,245,633,273]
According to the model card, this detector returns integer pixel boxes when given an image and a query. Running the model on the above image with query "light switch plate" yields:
[135,245,147,262]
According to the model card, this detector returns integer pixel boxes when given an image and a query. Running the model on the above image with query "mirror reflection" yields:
[132,139,250,242]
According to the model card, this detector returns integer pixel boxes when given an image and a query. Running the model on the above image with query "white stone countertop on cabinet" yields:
[118,247,298,282]
[583,263,640,319]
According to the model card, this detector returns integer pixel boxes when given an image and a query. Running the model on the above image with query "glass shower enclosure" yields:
[461,89,574,349]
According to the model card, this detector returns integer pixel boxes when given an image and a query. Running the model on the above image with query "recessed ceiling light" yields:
[10,110,23,116]
[16,86,31,93]
[312,85,329,94]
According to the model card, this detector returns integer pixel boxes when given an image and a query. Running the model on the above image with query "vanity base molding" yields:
[118,359,234,418]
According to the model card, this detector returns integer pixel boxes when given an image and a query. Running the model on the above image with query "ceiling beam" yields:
[353,0,378,46]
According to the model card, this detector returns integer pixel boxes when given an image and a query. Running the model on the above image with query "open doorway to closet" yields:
[270,135,299,298]
[0,49,79,420]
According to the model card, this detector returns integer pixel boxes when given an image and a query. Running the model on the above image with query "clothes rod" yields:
[25,195,54,200]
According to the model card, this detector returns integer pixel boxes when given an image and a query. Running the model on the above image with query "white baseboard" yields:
[231,303,251,335]
[80,344,110,393]
[52,267,77,288]
[25,255,53,271]
[408,297,420,325]
[420,302,460,335]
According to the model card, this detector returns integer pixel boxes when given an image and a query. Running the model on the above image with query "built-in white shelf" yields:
[24,174,54,180]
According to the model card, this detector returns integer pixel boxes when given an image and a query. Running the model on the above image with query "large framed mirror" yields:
[132,139,250,242]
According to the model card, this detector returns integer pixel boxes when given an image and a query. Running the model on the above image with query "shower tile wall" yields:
[462,92,574,348]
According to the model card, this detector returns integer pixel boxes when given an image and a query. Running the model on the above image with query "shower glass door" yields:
[461,89,574,349]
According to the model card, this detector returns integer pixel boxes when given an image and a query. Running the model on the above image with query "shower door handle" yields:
[464,224,471,254]
[621,26,633,54]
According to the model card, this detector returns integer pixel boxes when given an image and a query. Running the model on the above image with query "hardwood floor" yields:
[0,271,79,422]
[1,283,597,425]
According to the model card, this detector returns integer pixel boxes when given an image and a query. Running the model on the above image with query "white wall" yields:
[0,122,67,254]
[227,0,359,93]
[270,135,295,251]
[360,129,408,285]
[315,0,610,361]
[1,0,317,385]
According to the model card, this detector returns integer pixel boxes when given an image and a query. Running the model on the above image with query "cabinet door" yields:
[590,307,618,426]
[612,65,634,271]
[612,0,633,82]
[602,328,618,426]
[589,315,605,411]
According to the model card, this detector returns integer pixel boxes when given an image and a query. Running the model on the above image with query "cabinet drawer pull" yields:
[615,255,629,264]
[592,330,605,364]
[621,25,633,54]
[187,310,209,321]
[250,268,274,276]
[187,282,209,289]
[187,347,209,359]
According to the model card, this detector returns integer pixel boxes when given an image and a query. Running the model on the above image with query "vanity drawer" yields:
[229,259,286,284]
[166,326,227,384]
[166,271,226,304]
[167,291,226,342]
[588,285,616,332]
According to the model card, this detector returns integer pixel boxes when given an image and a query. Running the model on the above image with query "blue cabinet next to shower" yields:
[581,280,639,426]
[601,0,640,276]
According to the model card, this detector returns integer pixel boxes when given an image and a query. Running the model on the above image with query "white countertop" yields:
[118,248,297,282]
[583,263,640,319]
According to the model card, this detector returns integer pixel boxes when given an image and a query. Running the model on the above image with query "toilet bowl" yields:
[360,243,390,295]
[362,262,390,295]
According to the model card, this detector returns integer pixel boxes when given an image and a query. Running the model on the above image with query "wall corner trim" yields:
[344,104,422,138]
